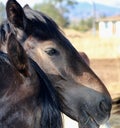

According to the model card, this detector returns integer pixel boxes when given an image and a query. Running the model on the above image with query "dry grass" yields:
[64,29,120,59]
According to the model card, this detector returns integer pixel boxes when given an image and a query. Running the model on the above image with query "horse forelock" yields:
[24,7,77,50]
[23,6,65,41]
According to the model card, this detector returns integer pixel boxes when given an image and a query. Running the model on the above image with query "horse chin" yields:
[78,111,100,128]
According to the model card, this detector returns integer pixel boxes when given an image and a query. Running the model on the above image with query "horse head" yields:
[0,0,112,127]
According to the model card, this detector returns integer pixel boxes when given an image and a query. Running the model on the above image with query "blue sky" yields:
[1,0,120,8]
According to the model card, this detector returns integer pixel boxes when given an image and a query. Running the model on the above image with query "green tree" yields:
[70,17,95,32]
[34,3,67,27]
[79,19,89,32]
[86,17,93,29]
[78,18,94,32]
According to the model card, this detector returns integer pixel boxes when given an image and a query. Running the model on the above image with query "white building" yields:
[98,16,120,38]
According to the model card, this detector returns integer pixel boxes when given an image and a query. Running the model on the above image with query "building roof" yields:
[97,15,120,22]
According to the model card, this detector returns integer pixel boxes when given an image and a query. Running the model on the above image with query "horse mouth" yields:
[79,111,100,128]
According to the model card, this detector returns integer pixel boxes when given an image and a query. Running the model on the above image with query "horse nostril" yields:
[99,100,110,113]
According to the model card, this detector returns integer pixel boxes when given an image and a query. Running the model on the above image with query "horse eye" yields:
[45,48,59,56]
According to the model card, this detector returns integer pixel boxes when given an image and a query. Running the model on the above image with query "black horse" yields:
[0,33,62,128]
[0,0,112,127]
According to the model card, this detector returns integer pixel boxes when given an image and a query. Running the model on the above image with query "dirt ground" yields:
[90,58,120,99]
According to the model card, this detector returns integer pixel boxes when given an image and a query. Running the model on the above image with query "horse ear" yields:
[6,0,27,29]
[7,33,29,77]
[23,4,31,9]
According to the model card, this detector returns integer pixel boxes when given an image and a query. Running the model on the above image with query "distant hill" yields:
[67,2,120,22]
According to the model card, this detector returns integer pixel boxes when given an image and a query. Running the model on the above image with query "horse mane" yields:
[29,58,63,128]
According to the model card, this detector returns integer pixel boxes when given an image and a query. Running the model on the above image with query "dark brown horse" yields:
[0,33,62,128]
[0,0,112,127]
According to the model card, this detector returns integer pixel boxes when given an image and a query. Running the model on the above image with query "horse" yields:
[0,0,112,127]
[0,33,62,128]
